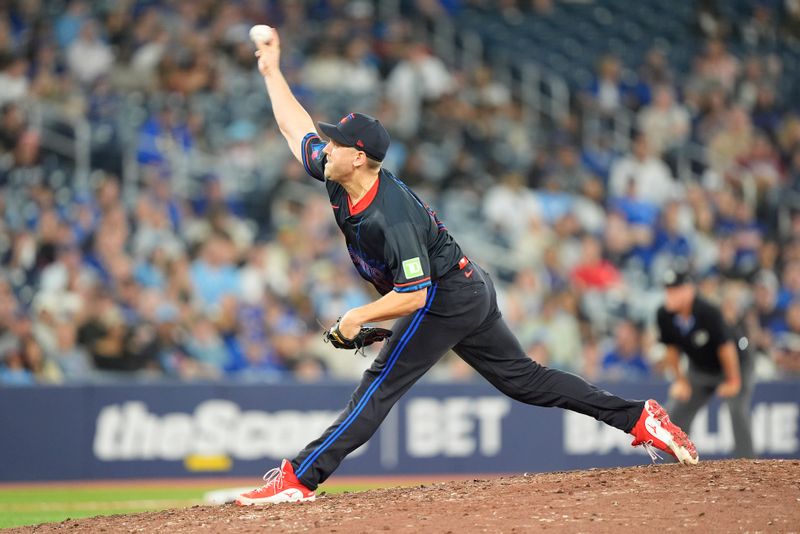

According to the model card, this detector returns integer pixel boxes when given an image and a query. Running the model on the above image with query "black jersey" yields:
[657,296,733,374]
[301,133,463,295]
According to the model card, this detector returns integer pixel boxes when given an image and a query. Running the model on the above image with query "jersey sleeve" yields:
[300,133,327,182]
[384,222,432,293]
[657,307,678,345]
[707,306,733,350]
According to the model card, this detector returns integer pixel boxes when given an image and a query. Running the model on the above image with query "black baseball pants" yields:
[291,261,645,489]
[666,358,755,458]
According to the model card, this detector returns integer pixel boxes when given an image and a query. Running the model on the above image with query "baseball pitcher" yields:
[236,28,698,506]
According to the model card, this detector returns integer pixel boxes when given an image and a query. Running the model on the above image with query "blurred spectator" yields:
[580,133,617,184]
[708,107,753,175]
[694,0,730,39]
[0,103,26,155]
[781,0,800,43]
[583,55,629,116]
[465,65,512,109]
[185,314,229,372]
[66,20,114,86]
[694,84,729,146]
[50,321,93,382]
[741,3,778,50]
[750,85,782,140]
[518,292,583,373]
[737,133,782,206]
[132,195,183,260]
[130,29,169,87]
[189,233,240,310]
[77,291,159,374]
[571,235,622,292]
[638,48,675,92]
[547,144,602,201]
[747,270,786,354]
[786,148,800,201]
[601,319,651,381]
[774,300,800,375]
[386,42,455,139]
[483,172,541,240]
[341,37,381,99]
[0,343,35,385]
[55,0,89,48]
[637,85,690,159]
[652,201,693,266]
[153,301,220,380]
[20,334,62,383]
[504,268,545,325]
[696,38,740,92]
[736,57,765,111]
[0,55,29,106]
[779,260,800,309]
[136,106,193,168]
[291,355,328,383]
[302,43,347,92]
[608,134,676,205]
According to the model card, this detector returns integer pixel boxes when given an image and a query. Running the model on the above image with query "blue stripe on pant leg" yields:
[296,284,437,477]
[295,284,438,478]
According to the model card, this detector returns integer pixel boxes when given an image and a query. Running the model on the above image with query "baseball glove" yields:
[323,317,392,353]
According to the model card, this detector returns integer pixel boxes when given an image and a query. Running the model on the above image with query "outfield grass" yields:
[0,482,386,529]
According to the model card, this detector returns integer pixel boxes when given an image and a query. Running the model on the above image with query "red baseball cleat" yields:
[630,399,699,465]
[235,459,316,505]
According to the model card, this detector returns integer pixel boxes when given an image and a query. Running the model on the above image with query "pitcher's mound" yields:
[10,459,800,533]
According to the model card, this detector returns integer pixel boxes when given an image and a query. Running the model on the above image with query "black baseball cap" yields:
[317,112,390,162]
[662,263,692,288]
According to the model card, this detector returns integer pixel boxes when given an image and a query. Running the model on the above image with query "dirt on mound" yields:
[10,459,800,533]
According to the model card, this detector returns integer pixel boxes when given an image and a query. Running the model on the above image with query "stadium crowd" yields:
[1,0,799,385]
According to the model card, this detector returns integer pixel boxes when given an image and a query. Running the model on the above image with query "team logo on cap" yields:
[340,113,355,124]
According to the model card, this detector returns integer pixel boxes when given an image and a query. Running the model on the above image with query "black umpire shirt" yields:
[301,133,463,295]
[657,296,733,374]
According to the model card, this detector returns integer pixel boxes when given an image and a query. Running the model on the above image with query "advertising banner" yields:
[0,381,797,481]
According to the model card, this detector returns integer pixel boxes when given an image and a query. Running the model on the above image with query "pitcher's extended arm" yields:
[255,30,315,162]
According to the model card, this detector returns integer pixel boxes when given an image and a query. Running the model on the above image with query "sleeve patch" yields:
[402,257,423,279]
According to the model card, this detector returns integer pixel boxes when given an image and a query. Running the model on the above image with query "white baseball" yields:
[249,24,273,45]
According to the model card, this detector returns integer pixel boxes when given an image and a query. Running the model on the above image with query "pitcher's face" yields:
[323,140,360,182]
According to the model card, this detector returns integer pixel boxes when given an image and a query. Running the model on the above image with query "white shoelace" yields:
[642,441,664,463]
[260,467,285,489]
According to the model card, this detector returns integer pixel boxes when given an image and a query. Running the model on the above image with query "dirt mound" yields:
[10,459,799,533]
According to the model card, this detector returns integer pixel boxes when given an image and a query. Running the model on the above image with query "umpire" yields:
[657,266,755,458]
